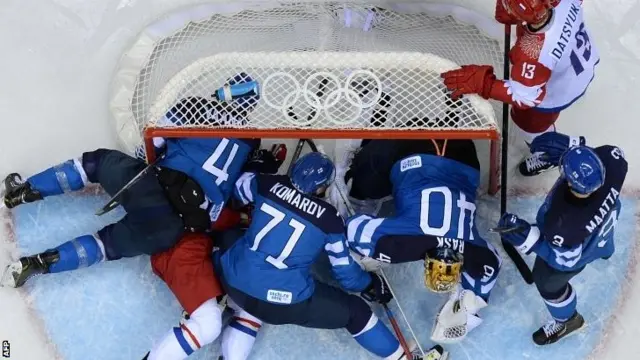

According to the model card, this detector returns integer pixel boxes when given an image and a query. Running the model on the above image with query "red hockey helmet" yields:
[501,0,554,24]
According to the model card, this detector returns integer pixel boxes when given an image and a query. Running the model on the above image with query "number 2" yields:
[570,22,592,76]
[419,186,476,239]
[250,203,306,269]
[202,138,239,185]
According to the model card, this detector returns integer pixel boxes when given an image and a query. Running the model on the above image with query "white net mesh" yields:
[113,2,504,152]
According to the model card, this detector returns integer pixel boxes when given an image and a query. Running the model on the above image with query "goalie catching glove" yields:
[431,287,487,344]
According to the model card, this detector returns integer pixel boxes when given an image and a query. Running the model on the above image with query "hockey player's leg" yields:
[220,297,262,360]
[1,234,105,287]
[2,154,91,208]
[511,108,560,176]
[146,233,225,359]
[147,299,223,360]
[531,257,586,345]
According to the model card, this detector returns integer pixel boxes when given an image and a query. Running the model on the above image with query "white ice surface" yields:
[0,0,639,359]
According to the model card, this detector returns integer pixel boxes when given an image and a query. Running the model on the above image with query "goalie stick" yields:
[499,25,534,284]
[95,152,166,216]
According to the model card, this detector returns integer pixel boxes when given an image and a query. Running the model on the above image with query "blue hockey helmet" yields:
[290,152,335,194]
[560,146,605,195]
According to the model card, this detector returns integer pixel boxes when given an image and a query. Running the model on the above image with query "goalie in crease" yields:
[327,111,502,344]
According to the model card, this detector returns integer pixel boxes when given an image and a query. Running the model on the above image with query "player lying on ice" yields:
[214,152,448,360]
[142,144,286,360]
[0,73,264,289]
[441,0,599,177]
[326,137,502,344]
[496,131,627,345]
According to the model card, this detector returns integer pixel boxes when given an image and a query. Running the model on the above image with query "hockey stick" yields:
[95,152,166,216]
[383,303,413,359]
[334,185,426,357]
[499,25,534,284]
[489,224,527,235]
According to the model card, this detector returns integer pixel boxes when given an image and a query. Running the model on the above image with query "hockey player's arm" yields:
[489,58,552,110]
[233,172,258,206]
[324,232,372,292]
[498,213,583,271]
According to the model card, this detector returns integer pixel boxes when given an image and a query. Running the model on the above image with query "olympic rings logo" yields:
[261,70,383,126]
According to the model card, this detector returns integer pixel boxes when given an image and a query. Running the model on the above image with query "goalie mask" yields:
[424,248,463,293]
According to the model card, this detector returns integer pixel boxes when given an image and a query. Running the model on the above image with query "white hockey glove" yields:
[431,286,487,344]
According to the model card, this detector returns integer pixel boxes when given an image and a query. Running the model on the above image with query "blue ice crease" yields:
[9,191,638,360]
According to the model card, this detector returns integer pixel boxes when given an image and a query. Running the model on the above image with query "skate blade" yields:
[0,262,21,288]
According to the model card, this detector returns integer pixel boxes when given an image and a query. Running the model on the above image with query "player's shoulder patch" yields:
[516,32,545,61]
[400,155,422,172]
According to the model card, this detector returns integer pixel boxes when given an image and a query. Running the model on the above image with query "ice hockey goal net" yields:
[110,2,504,193]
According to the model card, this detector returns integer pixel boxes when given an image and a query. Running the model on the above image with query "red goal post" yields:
[111,2,505,195]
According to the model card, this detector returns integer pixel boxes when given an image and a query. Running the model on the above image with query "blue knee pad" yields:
[28,159,87,197]
[543,284,578,322]
[49,235,105,273]
[347,296,400,358]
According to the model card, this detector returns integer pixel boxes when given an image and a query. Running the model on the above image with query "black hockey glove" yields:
[361,272,393,304]
[529,132,586,166]
[243,144,287,174]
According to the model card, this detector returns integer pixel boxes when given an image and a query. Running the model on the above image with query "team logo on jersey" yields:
[267,289,292,304]
[400,156,422,172]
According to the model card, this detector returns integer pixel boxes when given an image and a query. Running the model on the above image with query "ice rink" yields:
[1,0,639,359]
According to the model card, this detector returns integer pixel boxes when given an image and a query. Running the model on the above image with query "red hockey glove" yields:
[441,65,497,100]
[495,0,520,25]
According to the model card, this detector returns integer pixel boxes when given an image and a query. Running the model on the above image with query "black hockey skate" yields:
[399,344,448,360]
[0,251,58,288]
[519,153,557,177]
[2,173,43,209]
[532,312,586,345]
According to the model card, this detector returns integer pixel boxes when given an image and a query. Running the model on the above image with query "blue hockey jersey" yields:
[220,173,371,304]
[346,154,483,259]
[153,100,257,222]
[526,145,628,271]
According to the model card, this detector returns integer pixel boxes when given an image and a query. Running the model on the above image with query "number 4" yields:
[521,62,536,80]
[202,138,239,185]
